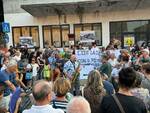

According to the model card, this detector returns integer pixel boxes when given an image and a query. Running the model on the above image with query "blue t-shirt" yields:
[9,73,17,87]
[103,80,114,95]
[9,87,21,113]
[0,70,16,96]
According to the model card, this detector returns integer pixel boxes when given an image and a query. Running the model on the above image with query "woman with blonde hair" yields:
[51,77,73,113]
[83,70,106,113]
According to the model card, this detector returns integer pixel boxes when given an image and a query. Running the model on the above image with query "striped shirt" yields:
[50,100,68,113]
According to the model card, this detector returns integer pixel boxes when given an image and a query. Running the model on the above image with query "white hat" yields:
[6,59,17,68]
[142,49,149,54]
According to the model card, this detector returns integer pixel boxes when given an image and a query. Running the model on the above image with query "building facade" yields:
[3,0,150,48]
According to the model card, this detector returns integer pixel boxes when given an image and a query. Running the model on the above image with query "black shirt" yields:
[100,93,147,113]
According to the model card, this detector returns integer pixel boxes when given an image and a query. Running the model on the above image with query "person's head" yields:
[31,57,36,64]
[78,43,83,49]
[101,54,109,63]
[32,80,52,104]
[92,42,96,47]
[4,52,10,58]
[86,70,104,94]
[64,48,68,52]
[45,59,49,65]
[142,49,149,56]
[121,54,129,62]
[0,108,7,113]
[101,47,106,52]
[3,58,9,65]
[55,53,61,59]
[54,77,71,97]
[133,72,143,88]
[6,59,17,73]
[15,51,20,56]
[0,85,5,100]
[118,67,137,89]
[70,54,76,62]
[142,63,150,78]
[53,68,61,76]
[110,53,116,60]
[10,45,13,49]
[37,52,42,58]
[67,96,91,113]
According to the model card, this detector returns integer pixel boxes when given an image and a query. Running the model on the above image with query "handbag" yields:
[112,94,126,113]
[25,64,33,80]
[25,72,32,80]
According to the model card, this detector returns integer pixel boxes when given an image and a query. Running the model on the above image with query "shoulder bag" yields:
[112,94,126,113]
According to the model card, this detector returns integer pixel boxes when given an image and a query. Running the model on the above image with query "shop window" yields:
[122,21,148,32]
[43,26,51,46]
[22,27,30,37]
[31,27,39,47]
[74,25,82,41]
[43,25,70,47]
[12,27,21,46]
[93,24,102,45]
[62,25,69,46]
[74,23,102,46]
[83,24,92,31]
[110,22,122,33]
[52,26,61,47]
[135,33,147,42]
[110,20,150,47]
[12,26,39,48]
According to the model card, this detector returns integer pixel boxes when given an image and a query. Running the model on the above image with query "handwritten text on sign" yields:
[75,50,101,79]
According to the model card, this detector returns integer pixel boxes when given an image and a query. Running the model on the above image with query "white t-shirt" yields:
[13,55,21,62]
[111,68,120,77]
[91,47,99,51]
[23,104,64,113]
[26,63,39,77]
[108,58,118,67]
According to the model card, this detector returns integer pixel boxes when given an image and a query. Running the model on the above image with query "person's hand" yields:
[76,68,81,73]
[68,75,73,80]
[139,54,143,58]
[16,97,22,106]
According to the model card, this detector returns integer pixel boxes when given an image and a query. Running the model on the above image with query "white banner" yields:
[75,50,101,79]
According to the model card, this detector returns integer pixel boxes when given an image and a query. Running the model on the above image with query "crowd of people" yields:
[0,40,150,113]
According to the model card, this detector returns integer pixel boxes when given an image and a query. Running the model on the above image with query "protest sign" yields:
[75,49,101,79]
[124,35,135,47]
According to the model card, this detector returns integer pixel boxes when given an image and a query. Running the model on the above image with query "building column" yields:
[102,21,110,47]
[70,24,74,34]
[39,25,43,48]
[6,27,13,48]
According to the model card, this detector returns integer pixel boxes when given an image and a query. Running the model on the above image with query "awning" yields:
[21,0,150,17]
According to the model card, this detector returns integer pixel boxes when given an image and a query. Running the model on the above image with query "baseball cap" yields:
[142,49,149,54]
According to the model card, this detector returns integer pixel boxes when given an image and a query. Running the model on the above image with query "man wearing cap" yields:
[0,59,17,110]
[136,48,150,64]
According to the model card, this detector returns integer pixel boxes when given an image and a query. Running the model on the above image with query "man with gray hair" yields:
[67,96,91,113]
[23,80,64,113]
[0,59,17,110]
